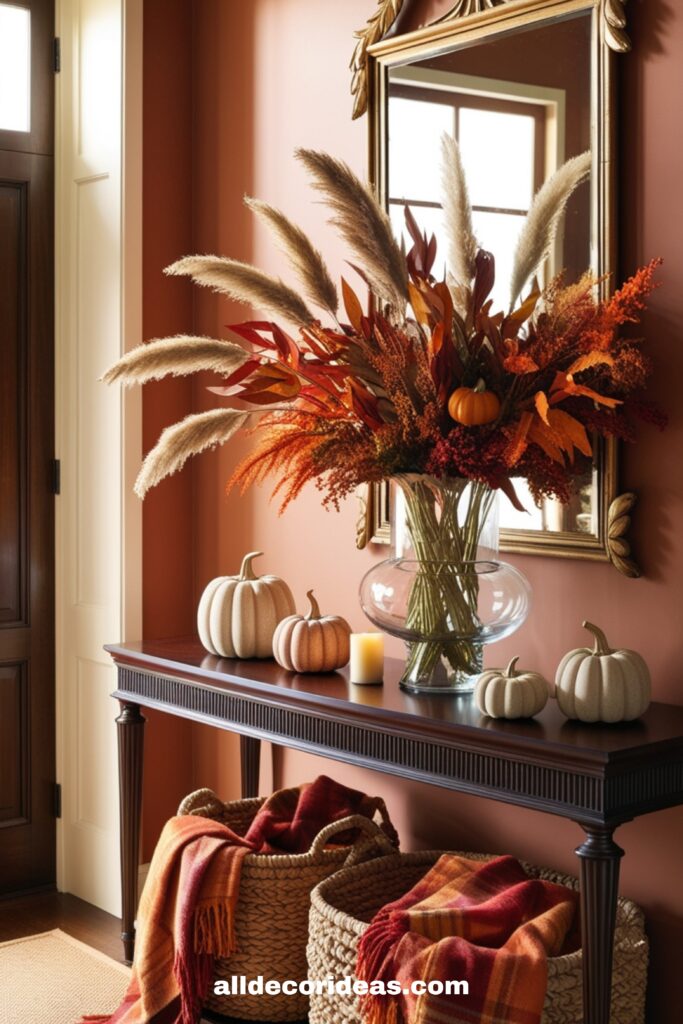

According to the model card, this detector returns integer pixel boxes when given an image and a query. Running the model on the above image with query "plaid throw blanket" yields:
[357,854,579,1024]
[81,775,392,1024]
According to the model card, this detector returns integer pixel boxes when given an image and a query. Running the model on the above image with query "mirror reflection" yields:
[386,12,597,536]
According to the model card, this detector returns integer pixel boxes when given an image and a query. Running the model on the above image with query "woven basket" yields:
[178,787,397,1021]
[307,850,648,1024]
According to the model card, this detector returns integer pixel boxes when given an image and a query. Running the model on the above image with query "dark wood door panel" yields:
[0,180,28,626]
[0,141,55,892]
[0,662,29,825]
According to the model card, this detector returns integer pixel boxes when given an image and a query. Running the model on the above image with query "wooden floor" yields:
[0,888,306,1023]
[0,888,122,961]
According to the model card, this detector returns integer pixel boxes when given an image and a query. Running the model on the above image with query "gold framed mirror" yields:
[353,0,639,577]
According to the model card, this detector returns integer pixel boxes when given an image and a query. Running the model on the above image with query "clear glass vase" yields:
[359,475,531,694]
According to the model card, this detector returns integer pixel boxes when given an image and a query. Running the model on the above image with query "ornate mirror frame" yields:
[352,0,640,578]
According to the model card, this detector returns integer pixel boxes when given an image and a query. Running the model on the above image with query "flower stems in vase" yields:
[396,475,497,692]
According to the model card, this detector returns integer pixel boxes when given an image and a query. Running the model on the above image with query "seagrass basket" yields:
[178,787,397,1021]
[307,850,648,1024]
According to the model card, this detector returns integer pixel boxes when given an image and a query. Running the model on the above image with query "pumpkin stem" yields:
[305,590,321,620]
[583,620,612,655]
[474,378,487,393]
[239,551,263,581]
[505,656,520,677]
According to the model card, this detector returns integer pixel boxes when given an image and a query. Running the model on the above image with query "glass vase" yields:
[359,475,531,694]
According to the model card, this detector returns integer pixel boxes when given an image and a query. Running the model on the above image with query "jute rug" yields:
[0,929,130,1024]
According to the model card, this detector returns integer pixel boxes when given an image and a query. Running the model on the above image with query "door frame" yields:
[54,0,142,909]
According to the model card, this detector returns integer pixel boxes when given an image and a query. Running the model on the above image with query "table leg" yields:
[240,735,261,798]
[116,700,145,964]
[575,824,624,1024]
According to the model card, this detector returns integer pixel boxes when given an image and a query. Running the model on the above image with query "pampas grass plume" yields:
[165,255,315,326]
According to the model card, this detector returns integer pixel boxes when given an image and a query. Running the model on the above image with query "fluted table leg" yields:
[116,700,145,964]
[240,735,261,798]
[575,824,624,1024]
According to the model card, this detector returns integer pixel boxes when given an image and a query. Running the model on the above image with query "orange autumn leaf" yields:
[408,281,432,326]
[504,411,534,467]
[429,320,444,359]
[527,420,565,464]
[549,371,622,408]
[534,391,550,425]
[566,350,615,376]
[569,384,622,408]
[503,338,539,375]
[504,353,540,375]
[502,289,541,339]
[547,408,593,459]
[341,277,364,333]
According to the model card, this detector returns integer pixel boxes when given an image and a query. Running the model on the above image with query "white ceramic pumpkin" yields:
[197,552,295,658]
[475,657,549,719]
[273,590,351,673]
[554,621,651,723]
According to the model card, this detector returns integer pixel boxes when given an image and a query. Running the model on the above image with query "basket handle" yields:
[307,813,398,862]
[177,787,226,818]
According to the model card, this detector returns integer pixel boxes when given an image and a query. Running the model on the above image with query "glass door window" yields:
[0,4,31,132]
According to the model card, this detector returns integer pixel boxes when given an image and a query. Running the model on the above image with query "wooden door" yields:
[0,0,56,894]
[54,0,142,915]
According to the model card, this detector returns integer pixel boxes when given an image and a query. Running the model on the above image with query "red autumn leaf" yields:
[498,476,527,513]
[227,321,277,350]
[345,379,384,429]
[404,204,423,249]
[472,250,495,313]
[270,323,300,368]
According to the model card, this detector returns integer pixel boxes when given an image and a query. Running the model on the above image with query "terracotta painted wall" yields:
[143,1,683,1019]
[141,0,195,856]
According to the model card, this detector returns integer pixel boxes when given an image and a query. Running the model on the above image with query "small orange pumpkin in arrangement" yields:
[448,379,501,426]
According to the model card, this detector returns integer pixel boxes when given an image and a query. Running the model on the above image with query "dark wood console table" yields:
[107,637,683,1024]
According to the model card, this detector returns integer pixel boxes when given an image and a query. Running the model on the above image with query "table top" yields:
[106,636,683,770]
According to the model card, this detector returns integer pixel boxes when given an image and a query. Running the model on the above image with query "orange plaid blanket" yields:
[81,775,391,1024]
[357,854,579,1024]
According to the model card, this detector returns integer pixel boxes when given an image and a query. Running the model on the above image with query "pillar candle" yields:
[349,632,385,684]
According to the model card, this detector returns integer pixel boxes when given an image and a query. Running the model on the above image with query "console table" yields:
[107,637,683,1024]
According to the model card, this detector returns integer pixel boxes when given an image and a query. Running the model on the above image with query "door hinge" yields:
[54,783,62,819]
[53,37,61,73]
[51,458,61,495]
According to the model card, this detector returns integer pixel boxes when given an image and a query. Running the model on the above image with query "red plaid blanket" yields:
[357,853,579,1024]
[80,775,392,1024]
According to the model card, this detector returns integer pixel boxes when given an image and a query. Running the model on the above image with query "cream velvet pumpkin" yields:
[273,590,351,673]
[475,657,549,719]
[197,552,295,658]
[555,621,651,723]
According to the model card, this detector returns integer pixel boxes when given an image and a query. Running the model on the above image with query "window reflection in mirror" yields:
[386,11,596,537]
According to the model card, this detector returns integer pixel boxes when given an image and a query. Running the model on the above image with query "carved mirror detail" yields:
[352,0,639,577]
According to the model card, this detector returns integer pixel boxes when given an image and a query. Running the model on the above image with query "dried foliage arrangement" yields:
[104,139,663,512]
